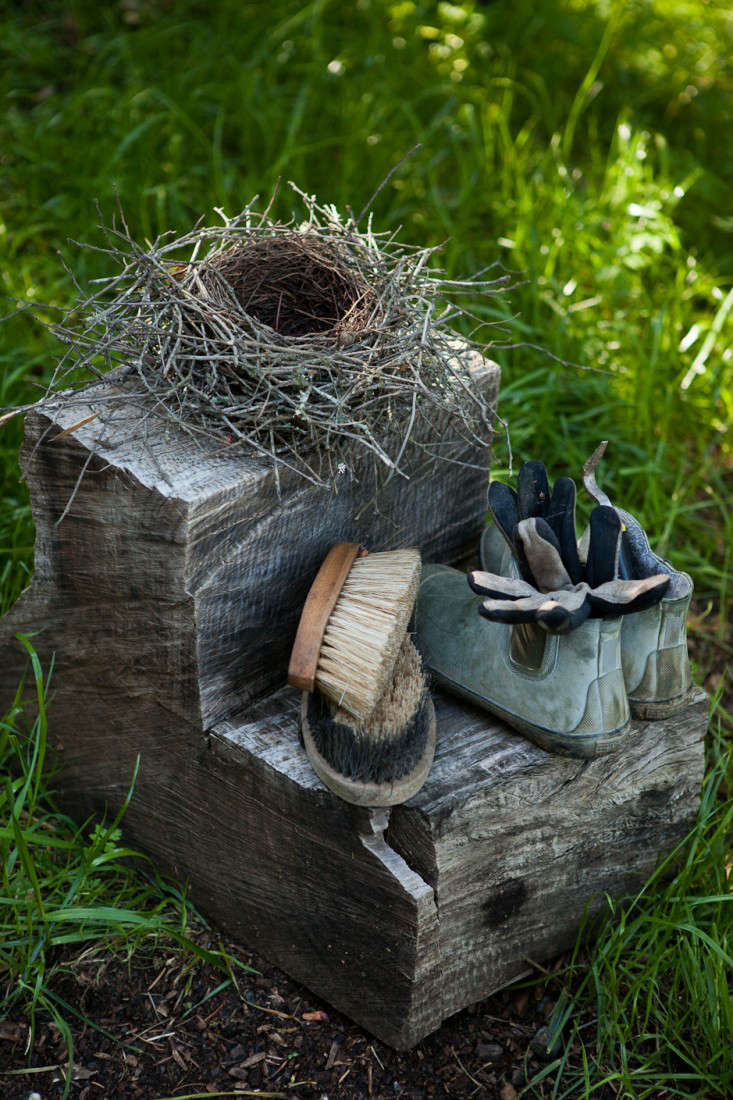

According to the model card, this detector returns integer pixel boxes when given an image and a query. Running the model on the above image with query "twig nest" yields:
[34,184,510,487]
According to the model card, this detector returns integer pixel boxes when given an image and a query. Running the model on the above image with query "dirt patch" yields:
[0,931,565,1099]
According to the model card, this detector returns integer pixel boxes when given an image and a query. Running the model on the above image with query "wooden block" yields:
[0,351,706,1048]
[0,347,499,725]
[23,680,705,1049]
[388,689,707,1022]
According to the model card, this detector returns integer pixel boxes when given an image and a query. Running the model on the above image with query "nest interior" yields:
[203,236,375,338]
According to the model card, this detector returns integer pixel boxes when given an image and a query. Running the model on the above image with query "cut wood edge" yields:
[49,411,102,442]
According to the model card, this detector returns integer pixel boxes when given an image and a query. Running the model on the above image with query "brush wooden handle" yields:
[288,543,362,692]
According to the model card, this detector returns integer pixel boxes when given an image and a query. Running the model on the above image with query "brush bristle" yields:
[314,548,421,721]
[307,635,430,784]
[331,632,425,740]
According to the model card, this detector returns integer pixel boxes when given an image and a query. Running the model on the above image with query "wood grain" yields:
[0,344,498,727]
[387,687,707,1020]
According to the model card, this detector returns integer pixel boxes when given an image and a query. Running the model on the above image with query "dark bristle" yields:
[306,690,432,785]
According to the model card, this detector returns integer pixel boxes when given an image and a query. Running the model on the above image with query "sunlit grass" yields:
[1,1,729,614]
[525,694,733,1099]
[0,2,730,1095]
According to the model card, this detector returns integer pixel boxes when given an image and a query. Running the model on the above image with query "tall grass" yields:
[0,638,253,1099]
[1,1,730,613]
[527,697,733,1099]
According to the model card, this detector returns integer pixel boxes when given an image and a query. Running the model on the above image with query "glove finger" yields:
[468,570,537,600]
[511,524,535,585]
[478,585,591,633]
[478,595,553,625]
[473,602,541,629]
[580,442,633,579]
[516,517,573,592]
[517,461,550,521]
[615,506,673,580]
[585,505,622,587]
[536,596,592,633]
[488,481,519,549]
[546,476,583,584]
[587,574,671,617]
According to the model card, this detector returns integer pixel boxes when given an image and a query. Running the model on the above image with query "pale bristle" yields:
[314,548,421,721]
[331,635,425,742]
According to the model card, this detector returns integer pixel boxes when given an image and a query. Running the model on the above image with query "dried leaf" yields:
[241,1050,267,1067]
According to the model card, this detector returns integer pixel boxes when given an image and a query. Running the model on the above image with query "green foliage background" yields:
[0,2,731,1096]
[1,0,731,617]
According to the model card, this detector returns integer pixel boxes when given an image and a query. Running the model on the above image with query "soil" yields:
[0,932,568,1100]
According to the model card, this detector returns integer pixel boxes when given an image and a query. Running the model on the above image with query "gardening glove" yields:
[580,440,691,599]
[488,460,583,584]
[470,461,671,634]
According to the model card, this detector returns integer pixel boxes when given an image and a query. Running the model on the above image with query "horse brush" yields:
[288,543,436,807]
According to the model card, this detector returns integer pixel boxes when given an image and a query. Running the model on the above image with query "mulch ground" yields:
[0,934,566,1100]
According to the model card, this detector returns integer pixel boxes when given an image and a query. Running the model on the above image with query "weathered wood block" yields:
[0,348,498,726]
[19,681,707,1049]
[0,355,707,1048]
[221,690,706,1043]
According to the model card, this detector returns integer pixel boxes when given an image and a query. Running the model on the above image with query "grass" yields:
[1,1,730,605]
[0,638,255,1099]
[0,0,731,1095]
[525,696,733,1099]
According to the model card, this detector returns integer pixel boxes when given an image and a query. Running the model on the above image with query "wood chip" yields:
[241,1050,267,1067]
[169,1042,187,1071]
[70,1064,96,1081]
[325,1039,340,1069]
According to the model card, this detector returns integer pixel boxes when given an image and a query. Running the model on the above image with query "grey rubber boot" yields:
[481,518,694,718]
[595,507,693,718]
[415,563,630,759]
[580,442,694,718]
[480,522,518,580]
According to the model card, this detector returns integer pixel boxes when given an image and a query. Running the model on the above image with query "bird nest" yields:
[23,185,511,487]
